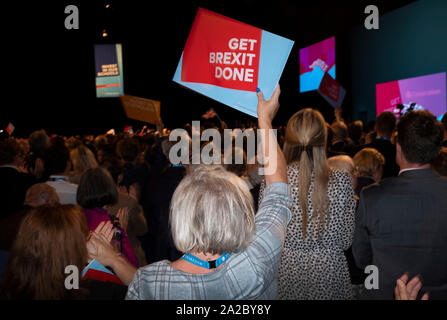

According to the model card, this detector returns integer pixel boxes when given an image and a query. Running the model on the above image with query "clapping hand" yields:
[86,221,120,267]
[395,273,429,300]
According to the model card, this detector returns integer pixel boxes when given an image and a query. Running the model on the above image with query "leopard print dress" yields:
[259,163,356,300]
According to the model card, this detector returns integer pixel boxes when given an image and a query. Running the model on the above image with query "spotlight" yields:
[102,29,108,37]
[105,4,110,9]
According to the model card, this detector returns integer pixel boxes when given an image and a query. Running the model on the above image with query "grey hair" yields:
[170,165,255,255]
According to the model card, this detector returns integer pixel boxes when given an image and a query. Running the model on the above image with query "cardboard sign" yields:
[173,8,294,117]
[120,94,161,125]
[82,259,122,285]
[318,72,346,108]
[94,44,124,98]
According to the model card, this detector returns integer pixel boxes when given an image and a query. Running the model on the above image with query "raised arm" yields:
[256,85,287,185]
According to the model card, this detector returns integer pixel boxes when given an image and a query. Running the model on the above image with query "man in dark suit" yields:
[352,110,447,299]
[351,111,399,178]
[0,139,36,220]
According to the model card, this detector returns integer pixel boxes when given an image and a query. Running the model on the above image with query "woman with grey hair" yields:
[90,85,292,299]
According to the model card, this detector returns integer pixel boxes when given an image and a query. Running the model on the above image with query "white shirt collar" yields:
[398,168,426,176]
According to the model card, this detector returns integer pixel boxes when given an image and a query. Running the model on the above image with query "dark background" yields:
[2,0,416,137]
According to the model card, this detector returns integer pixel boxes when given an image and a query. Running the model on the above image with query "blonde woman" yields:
[69,145,98,184]
[352,147,385,198]
[260,108,356,300]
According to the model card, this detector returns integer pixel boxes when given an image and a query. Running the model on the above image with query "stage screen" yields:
[299,36,335,92]
[376,72,446,120]
[94,44,124,98]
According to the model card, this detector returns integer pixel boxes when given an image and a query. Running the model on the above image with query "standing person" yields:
[124,85,292,300]
[77,167,139,268]
[44,142,78,204]
[0,139,36,220]
[351,111,399,178]
[353,110,447,299]
[261,108,356,300]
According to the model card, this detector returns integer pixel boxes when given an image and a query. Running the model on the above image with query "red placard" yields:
[318,72,340,102]
[181,8,262,92]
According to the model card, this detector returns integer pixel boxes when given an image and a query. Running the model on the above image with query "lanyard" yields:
[182,253,230,269]
[48,176,67,182]
[171,164,185,168]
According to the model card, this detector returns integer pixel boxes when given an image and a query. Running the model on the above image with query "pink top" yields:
[84,207,139,268]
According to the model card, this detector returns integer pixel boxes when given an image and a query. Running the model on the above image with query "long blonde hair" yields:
[283,108,329,239]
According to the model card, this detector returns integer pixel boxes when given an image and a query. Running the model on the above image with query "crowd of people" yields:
[0,86,446,300]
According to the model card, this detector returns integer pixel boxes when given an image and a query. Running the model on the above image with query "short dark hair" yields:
[100,157,123,184]
[397,110,443,165]
[28,130,50,154]
[43,143,70,176]
[0,139,22,165]
[376,111,396,138]
[76,167,118,209]
[116,138,141,162]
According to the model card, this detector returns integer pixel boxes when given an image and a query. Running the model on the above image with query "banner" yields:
[300,36,335,92]
[317,72,346,109]
[173,8,294,117]
[120,94,161,125]
[376,72,446,120]
[94,44,124,98]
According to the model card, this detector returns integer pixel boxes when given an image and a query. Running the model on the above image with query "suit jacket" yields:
[0,167,35,220]
[353,169,447,299]
[351,138,400,178]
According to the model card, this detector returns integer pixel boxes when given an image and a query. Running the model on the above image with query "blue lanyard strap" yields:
[182,253,230,269]
[48,176,67,182]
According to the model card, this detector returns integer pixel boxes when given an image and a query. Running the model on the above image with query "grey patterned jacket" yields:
[125,182,292,300]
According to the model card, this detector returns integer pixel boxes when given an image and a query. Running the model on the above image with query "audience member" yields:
[348,120,364,146]
[0,204,129,299]
[432,147,447,177]
[125,85,292,300]
[353,110,446,299]
[77,167,139,268]
[352,111,399,178]
[352,148,385,198]
[328,121,354,157]
[101,158,148,266]
[327,155,356,189]
[262,107,356,300]
[28,129,50,154]
[139,138,186,264]
[44,142,78,204]
[0,183,60,252]
[0,138,36,220]
[68,145,98,185]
